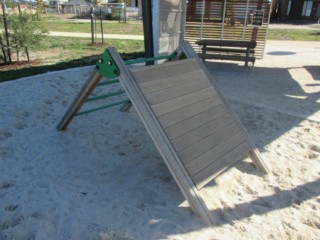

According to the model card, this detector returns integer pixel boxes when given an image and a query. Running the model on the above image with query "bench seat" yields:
[196,39,256,67]
[198,53,255,64]
[204,47,255,55]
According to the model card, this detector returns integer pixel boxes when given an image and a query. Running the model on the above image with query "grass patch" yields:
[0,37,144,82]
[37,19,143,35]
[311,25,320,29]
[1,52,144,81]
[267,29,320,41]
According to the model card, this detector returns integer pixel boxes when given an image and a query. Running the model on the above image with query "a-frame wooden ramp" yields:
[57,41,269,225]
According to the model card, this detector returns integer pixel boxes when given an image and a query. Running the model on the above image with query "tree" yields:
[1,1,12,63]
[7,10,48,62]
[36,0,44,19]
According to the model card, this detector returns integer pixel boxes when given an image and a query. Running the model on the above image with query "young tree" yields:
[7,11,48,62]
[1,1,12,63]
[36,0,44,19]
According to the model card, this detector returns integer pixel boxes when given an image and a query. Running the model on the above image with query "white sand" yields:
[0,40,319,240]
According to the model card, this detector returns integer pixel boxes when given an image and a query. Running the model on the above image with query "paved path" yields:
[49,22,319,40]
[266,40,320,47]
[49,31,144,40]
[205,39,320,123]
[269,23,319,30]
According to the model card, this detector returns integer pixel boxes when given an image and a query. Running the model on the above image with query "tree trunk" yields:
[0,35,8,63]
[2,2,12,63]
[16,48,19,62]
[25,46,30,62]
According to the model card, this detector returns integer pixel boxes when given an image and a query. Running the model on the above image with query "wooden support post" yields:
[57,69,103,130]
[248,148,269,174]
[119,101,132,112]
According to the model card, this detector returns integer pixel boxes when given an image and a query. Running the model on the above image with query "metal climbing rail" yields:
[57,51,177,130]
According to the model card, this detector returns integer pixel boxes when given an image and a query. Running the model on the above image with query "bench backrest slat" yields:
[196,39,257,48]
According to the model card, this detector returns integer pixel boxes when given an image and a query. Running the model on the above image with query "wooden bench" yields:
[196,39,257,67]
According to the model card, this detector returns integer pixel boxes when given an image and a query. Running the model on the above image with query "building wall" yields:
[271,0,320,20]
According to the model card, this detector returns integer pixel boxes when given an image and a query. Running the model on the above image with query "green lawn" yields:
[42,36,144,60]
[1,15,145,82]
[1,37,144,81]
[267,29,320,41]
[37,18,143,35]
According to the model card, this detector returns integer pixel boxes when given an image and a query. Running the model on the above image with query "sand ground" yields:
[0,40,319,239]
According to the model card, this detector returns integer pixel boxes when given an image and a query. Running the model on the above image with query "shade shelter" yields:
[185,0,271,58]
[145,0,271,59]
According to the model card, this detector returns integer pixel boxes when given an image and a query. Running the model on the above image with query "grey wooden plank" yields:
[196,39,257,48]
[185,131,247,176]
[179,122,240,164]
[108,48,216,225]
[165,104,229,140]
[193,142,251,189]
[152,87,217,117]
[159,95,222,128]
[137,70,204,94]
[131,58,200,83]
[144,74,211,105]
[198,53,255,63]
[172,113,234,152]
[204,47,255,54]
[181,41,269,174]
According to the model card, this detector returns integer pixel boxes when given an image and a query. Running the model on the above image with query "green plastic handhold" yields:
[96,50,120,78]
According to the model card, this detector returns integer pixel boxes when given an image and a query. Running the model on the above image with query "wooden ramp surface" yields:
[108,46,267,225]
[131,58,251,189]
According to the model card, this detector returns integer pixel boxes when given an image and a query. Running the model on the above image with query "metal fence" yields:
[44,5,140,20]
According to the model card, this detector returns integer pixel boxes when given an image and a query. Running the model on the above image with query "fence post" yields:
[90,7,94,45]
[100,9,104,44]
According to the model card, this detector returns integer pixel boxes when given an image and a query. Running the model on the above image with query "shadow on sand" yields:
[166,59,320,231]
